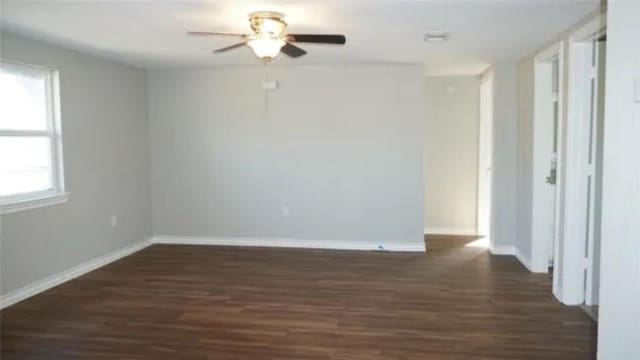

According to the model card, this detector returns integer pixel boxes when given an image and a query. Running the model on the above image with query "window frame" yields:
[0,61,67,214]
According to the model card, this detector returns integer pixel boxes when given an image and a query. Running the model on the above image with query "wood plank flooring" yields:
[1,236,597,359]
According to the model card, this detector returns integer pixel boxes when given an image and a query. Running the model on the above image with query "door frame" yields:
[477,71,494,242]
[584,38,606,306]
[554,15,606,305]
[531,42,565,274]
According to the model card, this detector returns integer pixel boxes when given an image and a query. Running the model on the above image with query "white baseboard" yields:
[515,248,534,272]
[489,245,537,273]
[0,235,422,310]
[0,239,152,309]
[152,236,425,253]
[489,245,516,255]
[424,227,478,236]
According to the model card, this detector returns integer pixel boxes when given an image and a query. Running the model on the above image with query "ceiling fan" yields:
[187,11,346,62]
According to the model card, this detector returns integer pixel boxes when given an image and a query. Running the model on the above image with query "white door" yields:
[547,58,561,266]
[532,55,561,272]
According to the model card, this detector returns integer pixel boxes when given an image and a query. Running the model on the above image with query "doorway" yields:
[477,72,494,243]
[551,16,607,309]
[567,30,606,316]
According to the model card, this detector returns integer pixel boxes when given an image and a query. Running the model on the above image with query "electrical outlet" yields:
[110,215,118,227]
[281,206,290,217]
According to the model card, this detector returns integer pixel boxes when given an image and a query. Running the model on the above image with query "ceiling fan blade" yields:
[187,31,248,38]
[281,43,307,58]
[213,42,247,53]
[286,34,346,45]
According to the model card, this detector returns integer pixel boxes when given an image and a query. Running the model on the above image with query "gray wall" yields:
[489,63,519,249]
[148,65,426,249]
[0,33,151,295]
[516,56,535,261]
[598,0,640,357]
[423,76,479,233]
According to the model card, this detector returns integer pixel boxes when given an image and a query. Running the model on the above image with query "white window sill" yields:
[0,193,70,215]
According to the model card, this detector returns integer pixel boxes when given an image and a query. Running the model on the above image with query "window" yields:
[0,62,67,214]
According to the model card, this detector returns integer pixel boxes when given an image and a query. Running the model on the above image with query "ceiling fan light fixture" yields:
[188,10,345,61]
[247,36,286,60]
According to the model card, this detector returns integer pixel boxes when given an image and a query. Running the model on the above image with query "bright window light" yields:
[0,62,65,210]
[0,137,52,196]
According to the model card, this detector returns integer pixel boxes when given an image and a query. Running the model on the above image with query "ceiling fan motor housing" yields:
[249,11,287,38]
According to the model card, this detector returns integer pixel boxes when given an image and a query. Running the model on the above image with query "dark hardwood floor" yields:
[1,236,596,359]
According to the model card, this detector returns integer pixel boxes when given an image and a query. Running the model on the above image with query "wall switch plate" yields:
[634,77,640,103]
[281,206,290,217]
[262,80,278,90]
[110,215,118,227]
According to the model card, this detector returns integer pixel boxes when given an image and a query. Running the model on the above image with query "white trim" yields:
[477,71,494,239]
[570,15,606,43]
[1,60,53,76]
[531,42,565,276]
[0,239,151,309]
[0,192,69,215]
[489,245,516,255]
[489,245,535,272]
[515,248,535,272]
[423,227,478,236]
[582,35,606,307]
[0,129,52,137]
[152,236,426,253]
[50,70,66,196]
[0,62,66,207]
[551,44,567,301]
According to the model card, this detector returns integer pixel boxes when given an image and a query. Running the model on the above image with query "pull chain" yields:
[263,61,269,112]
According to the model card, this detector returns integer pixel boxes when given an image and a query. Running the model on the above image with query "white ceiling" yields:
[1,0,599,75]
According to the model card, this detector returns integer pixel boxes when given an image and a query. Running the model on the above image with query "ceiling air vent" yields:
[424,32,449,42]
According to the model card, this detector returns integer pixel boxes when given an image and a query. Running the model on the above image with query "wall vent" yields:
[424,32,449,42]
